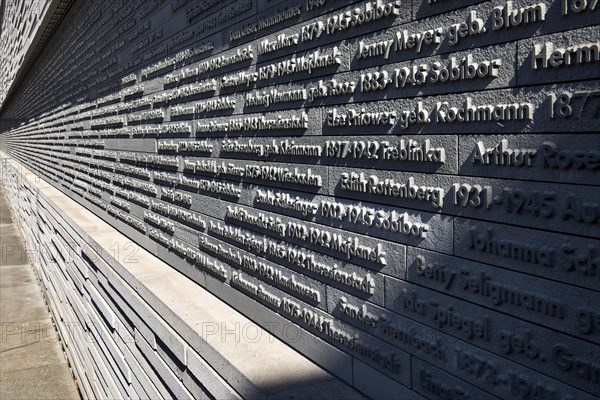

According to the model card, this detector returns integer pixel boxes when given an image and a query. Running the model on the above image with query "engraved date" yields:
[547,91,600,119]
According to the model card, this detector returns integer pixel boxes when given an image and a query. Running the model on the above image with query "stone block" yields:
[353,359,425,400]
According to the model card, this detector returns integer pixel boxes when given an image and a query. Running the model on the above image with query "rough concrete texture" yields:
[0,185,80,400]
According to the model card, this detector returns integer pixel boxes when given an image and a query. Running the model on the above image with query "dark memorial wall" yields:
[1,0,599,398]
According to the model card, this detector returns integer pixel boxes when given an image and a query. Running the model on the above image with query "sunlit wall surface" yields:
[1,1,599,399]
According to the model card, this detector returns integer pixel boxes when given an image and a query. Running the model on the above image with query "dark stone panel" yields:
[384,277,600,396]
[517,25,600,86]
[453,218,600,292]
[327,165,600,238]
[459,133,600,185]
[411,357,501,400]
[328,285,599,400]
[406,246,600,343]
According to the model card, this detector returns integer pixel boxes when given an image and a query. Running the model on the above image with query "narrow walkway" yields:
[0,184,80,399]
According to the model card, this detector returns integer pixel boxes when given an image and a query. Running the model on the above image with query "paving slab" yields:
[0,365,79,400]
[0,233,29,265]
[0,264,36,288]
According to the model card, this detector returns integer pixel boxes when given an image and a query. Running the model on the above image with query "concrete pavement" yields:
[0,184,80,400]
